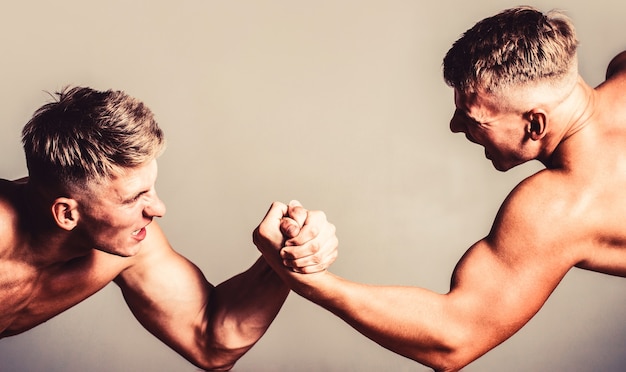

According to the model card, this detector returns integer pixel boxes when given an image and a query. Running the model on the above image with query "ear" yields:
[52,197,79,231]
[525,110,547,141]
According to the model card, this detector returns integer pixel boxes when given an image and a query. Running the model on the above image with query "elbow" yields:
[407,327,486,372]
[427,355,472,372]
[196,362,237,372]
[186,328,256,371]
[188,345,247,372]
[420,350,474,372]
[194,361,236,372]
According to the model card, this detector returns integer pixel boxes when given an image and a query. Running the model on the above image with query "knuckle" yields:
[308,224,320,238]
[308,241,321,254]
[256,224,269,238]
[281,249,295,260]
[252,227,261,243]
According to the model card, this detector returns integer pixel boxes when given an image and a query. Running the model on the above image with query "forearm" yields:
[204,256,290,369]
[284,271,482,371]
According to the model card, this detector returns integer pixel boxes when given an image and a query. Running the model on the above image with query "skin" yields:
[254,50,626,372]
[0,158,338,371]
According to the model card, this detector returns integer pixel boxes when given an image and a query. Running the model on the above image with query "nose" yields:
[449,110,466,133]
[144,193,166,218]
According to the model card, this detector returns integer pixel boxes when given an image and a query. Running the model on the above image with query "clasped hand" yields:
[253,200,338,274]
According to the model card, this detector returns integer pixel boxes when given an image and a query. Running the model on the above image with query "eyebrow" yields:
[122,190,148,204]
[455,109,481,124]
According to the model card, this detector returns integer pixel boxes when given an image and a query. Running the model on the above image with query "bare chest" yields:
[0,253,126,338]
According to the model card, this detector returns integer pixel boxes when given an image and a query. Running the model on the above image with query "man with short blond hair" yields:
[255,7,626,371]
[1,86,338,371]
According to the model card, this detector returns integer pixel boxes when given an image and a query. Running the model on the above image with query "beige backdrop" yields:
[1,1,625,371]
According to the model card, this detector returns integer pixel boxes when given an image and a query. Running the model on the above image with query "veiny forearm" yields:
[203,256,290,370]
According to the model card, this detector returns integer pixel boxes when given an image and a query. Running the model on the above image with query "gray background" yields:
[1,1,625,371]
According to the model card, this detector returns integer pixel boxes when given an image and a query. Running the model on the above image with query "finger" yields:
[285,209,327,247]
[282,234,339,272]
[287,200,307,229]
[284,244,339,274]
[253,201,288,248]
[280,217,301,239]
[281,241,318,260]
[282,218,335,259]
[262,201,289,222]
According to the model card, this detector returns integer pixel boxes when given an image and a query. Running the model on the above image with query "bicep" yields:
[114,223,213,362]
[446,186,578,356]
[448,239,564,342]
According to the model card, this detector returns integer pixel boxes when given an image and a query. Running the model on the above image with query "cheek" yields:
[88,209,135,231]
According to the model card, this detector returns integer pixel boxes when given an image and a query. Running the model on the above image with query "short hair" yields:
[22,86,166,191]
[443,6,579,95]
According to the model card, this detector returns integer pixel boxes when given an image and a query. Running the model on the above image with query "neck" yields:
[540,77,596,169]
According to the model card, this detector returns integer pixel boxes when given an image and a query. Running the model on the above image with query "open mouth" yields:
[131,228,143,236]
[131,226,148,240]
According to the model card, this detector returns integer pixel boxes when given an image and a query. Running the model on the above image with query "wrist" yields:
[286,269,335,304]
[255,257,290,293]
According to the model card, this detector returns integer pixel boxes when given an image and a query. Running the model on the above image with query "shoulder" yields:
[496,170,573,226]
[487,170,586,264]
[599,51,626,112]
[606,51,626,80]
[122,221,172,266]
[0,179,23,254]
[116,220,196,281]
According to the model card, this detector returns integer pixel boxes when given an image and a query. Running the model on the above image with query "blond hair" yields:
[22,86,166,191]
[443,6,579,97]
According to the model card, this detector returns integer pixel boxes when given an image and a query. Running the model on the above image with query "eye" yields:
[124,191,147,204]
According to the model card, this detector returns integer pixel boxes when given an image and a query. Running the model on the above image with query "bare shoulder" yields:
[0,179,23,255]
[488,170,586,266]
[606,51,626,80]
[134,220,177,261]
[494,167,626,276]
[496,170,575,233]
[115,220,198,283]
[598,51,626,124]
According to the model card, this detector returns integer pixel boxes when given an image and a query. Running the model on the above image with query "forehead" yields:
[453,88,502,122]
[95,160,158,201]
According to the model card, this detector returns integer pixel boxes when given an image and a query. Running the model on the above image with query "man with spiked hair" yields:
[1,86,338,370]
[255,6,626,371]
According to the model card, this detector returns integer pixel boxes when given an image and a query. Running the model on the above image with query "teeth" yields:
[132,229,140,236]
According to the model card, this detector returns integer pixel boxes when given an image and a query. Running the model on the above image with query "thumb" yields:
[280,217,301,239]
[287,200,307,229]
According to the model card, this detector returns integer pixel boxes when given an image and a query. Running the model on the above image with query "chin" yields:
[95,243,143,257]
[491,160,515,172]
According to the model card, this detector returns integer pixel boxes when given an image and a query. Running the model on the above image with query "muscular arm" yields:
[113,201,337,371]
[114,222,290,371]
[255,178,582,371]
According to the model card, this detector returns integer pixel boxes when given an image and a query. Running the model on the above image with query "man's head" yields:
[21,87,167,255]
[444,7,580,171]
[22,86,166,195]
[443,6,579,106]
